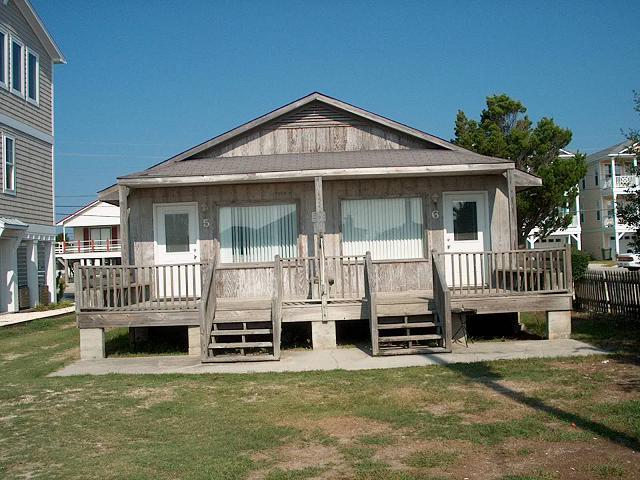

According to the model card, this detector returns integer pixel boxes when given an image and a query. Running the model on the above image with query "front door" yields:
[443,192,489,288]
[154,203,200,298]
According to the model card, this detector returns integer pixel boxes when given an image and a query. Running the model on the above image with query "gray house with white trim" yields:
[0,0,65,312]
[76,93,575,362]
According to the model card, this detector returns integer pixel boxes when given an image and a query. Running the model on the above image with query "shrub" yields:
[571,247,591,281]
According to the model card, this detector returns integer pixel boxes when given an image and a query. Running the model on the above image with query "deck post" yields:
[546,311,571,340]
[506,170,518,249]
[119,185,130,265]
[311,320,337,350]
[80,328,105,360]
[187,326,200,356]
[313,176,328,322]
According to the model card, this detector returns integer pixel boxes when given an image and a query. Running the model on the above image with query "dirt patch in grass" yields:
[124,386,177,409]
[281,415,395,443]
[247,442,345,480]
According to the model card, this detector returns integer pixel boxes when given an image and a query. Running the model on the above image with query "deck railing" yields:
[56,239,121,255]
[75,263,209,312]
[278,255,367,299]
[438,246,572,297]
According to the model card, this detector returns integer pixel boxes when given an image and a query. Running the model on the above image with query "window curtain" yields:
[341,197,424,260]
[219,204,298,263]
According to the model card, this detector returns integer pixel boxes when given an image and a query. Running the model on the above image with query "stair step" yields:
[377,321,436,330]
[211,328,272,336]
[202,354,278,363]
[213,310,272,323]
[209,341,273,349]
[378,334,442,342]
[378,346,449,356]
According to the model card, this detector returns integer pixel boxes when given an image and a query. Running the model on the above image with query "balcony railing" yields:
[603,216,635,230]
[602,175,639,190]
[55,239,122,255]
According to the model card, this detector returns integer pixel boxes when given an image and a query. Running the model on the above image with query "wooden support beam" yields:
[119,185,131,265]
[506,170,518,249]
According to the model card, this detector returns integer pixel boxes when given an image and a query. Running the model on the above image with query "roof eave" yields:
[118,162,515,188]
[15,0,66,63]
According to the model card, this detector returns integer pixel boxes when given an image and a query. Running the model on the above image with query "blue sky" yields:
[32,0,640,222]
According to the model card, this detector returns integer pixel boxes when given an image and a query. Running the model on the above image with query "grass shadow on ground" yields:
[443,312,640,452]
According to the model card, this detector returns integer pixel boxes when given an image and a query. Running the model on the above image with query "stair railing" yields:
[199,262,217,361]
[272,255,284,359]
[431,250,452,352]
[364,252,379,356]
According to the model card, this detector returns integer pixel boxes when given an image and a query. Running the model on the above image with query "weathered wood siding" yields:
[0,0,54,134]
[127,174,512,296]
[0,125,53,225]
[193,102,433,158]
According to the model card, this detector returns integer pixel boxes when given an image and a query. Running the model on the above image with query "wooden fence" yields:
[575,270,640,317]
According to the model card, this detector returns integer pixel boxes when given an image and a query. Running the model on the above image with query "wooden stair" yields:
[374,314,446,355]
[204,307,280,362]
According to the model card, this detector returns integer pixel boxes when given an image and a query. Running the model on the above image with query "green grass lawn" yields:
[0,313,639,480]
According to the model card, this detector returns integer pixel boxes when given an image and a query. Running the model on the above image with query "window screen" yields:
[341,197,424,259]
[219,204,298,263]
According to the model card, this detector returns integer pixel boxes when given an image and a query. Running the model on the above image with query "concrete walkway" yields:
[50,339,608,376]
[0,306,75,328]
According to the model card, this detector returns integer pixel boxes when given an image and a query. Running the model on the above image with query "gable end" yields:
[192,101,437,159]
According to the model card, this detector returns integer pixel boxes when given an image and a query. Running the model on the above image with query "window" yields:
[596,210,600,221]
[89,227,111,242]
[26,49,38,103]
[0,30,7,88]
[453,201,478,241]
[220,204,298,263]
[10,38,23,95]
[595,172,599,186]
[164,213,190,253]
[341,197,423,260]
[3,135,15,193]
[581,178,586,189]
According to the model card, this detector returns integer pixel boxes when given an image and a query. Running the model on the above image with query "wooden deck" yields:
[75,246,573,361]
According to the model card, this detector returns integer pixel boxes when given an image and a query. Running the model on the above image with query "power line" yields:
[57,152,165,159]
[55,194,98,198]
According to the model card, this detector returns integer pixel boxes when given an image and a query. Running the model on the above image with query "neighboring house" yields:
[0,0,65,313]
[580,140,639,260]
[56,200,121,282]
[78,93,574,361]
[527,149,582,250]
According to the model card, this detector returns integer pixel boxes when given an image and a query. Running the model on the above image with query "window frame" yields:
[338,195,427,261]
[2,133,16,195]
[217,201,301,264]
[89,227,112,242]
[25,47,38,105]
[0,28,7,89]
[9,36,24,97]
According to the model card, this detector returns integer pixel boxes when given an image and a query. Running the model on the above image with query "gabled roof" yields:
[123,148,511,181]
[12,0,65,64]
[559,148,574,157]
[132,92,465,178]
[586,139,638,164]
[56,200,120,227]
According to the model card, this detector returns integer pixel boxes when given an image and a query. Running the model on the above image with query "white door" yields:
[154,203,200,298]
[443,192,489,288]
